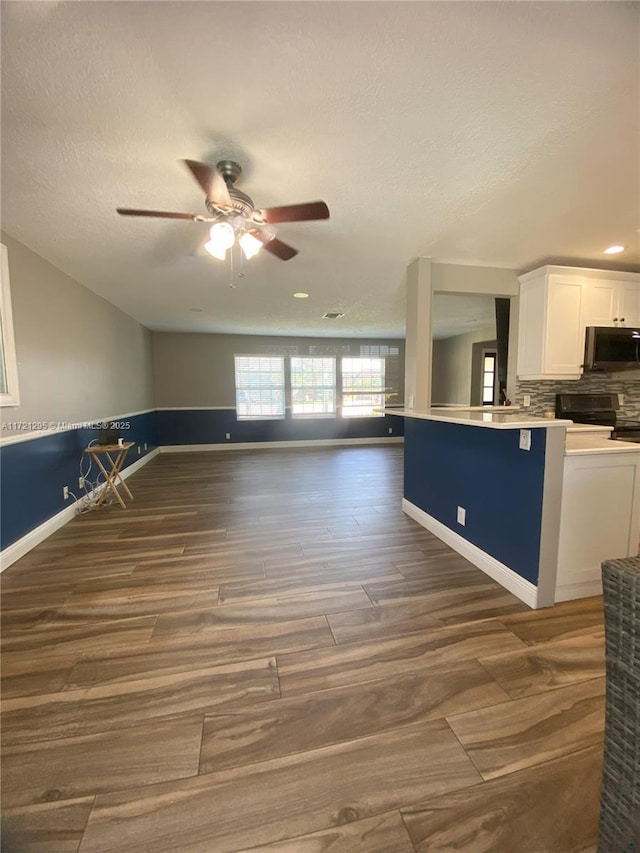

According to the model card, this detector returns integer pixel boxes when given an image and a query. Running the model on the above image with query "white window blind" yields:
[291,357,336,417]
[234,356,285,420]
[341,357,385,418]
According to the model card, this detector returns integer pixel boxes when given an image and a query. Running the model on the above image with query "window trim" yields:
[481,349,497,406]
[340,356,385,419]
[0,244,20,407]
[234,354,285,421]
[290,356,337,419]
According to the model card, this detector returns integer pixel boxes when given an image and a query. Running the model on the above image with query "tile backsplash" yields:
[516,371,640,419]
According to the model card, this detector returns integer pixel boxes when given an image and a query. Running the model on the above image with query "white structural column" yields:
[404,257,432,412]
[404,258,519,411]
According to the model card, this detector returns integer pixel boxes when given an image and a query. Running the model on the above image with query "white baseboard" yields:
[402,498,540,609]
[0,502,79,574]
[160,437,404,453]
[554,577,603,603]
[119,446,160,477]
[0,448,159,572]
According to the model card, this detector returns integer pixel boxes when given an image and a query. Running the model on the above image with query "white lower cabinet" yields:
[555,450,640,602]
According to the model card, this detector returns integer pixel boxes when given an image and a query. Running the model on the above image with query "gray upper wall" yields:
[153,332,405,408]
[0,233,154,427]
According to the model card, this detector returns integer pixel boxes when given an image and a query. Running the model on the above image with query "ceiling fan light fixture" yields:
[210,221,235,248]
[239,231,263,260]
[203,238,227,260]
[204,221,236,260]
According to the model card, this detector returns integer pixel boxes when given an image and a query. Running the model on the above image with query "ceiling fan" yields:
[117,159,330,261]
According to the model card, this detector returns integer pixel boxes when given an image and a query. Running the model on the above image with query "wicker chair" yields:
[599,556,640,852]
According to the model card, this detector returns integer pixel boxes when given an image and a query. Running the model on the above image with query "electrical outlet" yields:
[523,394,531,408]
[388,427,393,434]
[137,445,141,455]
[78,476,84,490]
[457,506,466,526]
[63,485,69,500]
[225,433,231,440]
[619,394,625,407]
[519,429,532,451]
[144,442,148,451]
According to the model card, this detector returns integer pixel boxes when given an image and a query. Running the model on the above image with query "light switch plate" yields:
[519,429,531,451]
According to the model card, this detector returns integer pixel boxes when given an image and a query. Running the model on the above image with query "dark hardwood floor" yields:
[1,445,605,852]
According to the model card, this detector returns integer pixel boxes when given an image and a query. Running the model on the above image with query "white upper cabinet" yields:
[517,267,640,381]
[580,280,617,327]
[618,282,640,326]
[581,279,640,328]
[517,270,584,380]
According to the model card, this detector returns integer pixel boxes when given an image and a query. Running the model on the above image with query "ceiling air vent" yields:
[322,312,345,320]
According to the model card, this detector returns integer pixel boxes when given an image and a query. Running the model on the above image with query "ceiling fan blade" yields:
[247,228,298,261]
[117,208,198,220]
[262,237,299,261]
[257,201,330,224]
[183,159,231,207]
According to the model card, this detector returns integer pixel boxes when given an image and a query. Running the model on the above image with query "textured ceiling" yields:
[1,1,638,338]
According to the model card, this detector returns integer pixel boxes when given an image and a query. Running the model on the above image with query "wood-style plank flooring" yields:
[1,446,605,852]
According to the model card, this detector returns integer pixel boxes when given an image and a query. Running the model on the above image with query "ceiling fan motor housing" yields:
[206,160,256,217]
[216,159,242,184]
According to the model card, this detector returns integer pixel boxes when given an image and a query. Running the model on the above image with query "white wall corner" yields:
[536,427,565,607]
[405,257,433,412]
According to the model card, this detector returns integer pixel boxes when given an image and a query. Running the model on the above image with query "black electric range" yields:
[555,393,640,443]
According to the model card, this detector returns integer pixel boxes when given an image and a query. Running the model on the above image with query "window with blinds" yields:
[341,357,385,417]
[234,356,285,420]
[291,357,336,417]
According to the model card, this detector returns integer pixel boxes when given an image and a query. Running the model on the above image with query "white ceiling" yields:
[1,1,638,338]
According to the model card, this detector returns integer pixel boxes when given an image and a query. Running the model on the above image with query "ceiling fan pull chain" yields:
[228,243,235,288]
[238,244,245,280]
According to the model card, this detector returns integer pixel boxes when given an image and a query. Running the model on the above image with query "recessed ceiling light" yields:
[293,292,309,299]
[604,245,625,255]
[323,312,346,320]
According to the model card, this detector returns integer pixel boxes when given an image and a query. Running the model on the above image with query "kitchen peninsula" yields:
[393,407,640,609]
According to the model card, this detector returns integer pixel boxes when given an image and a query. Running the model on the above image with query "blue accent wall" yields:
[403,418,546,584]
[156,409,404,445]
[0,411,157,551]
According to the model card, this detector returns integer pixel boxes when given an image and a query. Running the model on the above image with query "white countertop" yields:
[391,408,639,452]
[390,408,571,429]
[566,424,613,435]
[565,434,640,456]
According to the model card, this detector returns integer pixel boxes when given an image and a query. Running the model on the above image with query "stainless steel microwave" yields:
[584,326,640,372]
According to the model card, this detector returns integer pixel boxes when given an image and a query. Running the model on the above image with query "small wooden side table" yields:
[84,442,135,509]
